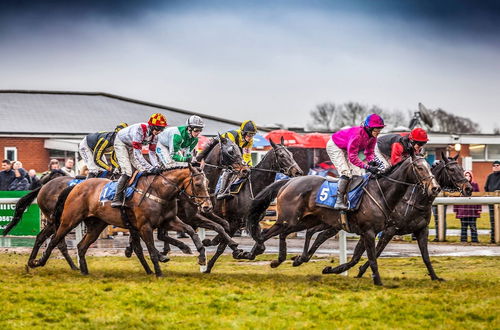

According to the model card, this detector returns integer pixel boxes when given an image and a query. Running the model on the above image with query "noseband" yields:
[436,160,469,194]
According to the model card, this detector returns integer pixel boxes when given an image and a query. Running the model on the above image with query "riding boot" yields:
[111,174,130,208]
[216,170,233,200]
[334,176,350,210]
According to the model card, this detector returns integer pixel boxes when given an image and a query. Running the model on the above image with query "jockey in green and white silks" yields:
[156,115,204,167]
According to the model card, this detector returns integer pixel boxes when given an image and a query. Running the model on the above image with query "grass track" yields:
[0,254,499,329]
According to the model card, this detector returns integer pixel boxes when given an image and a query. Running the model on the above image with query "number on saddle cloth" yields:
[315,174,370,210]
[99,173,144,202]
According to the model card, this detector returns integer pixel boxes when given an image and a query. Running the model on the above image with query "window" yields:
[469,144,485,160]
[488,145,500,160]
[4,147,17,161]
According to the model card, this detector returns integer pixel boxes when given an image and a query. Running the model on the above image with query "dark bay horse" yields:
[203,138,304,273]
[246,154,440,285]
[32,165,212,277]
[152,135,248,259]
[292,154,472,281]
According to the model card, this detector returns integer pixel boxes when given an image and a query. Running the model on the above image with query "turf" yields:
[0,254,498,329]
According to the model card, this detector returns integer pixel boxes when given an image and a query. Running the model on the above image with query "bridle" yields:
[135,168,211,207]
[433,160,469,194]
[250,145,299,176]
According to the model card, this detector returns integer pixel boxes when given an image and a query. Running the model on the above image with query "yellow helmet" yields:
[115,123,128,133]
[240,120,257,134]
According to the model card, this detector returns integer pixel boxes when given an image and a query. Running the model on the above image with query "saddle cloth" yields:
[99,172,144,202]
[67,178,85,187]
[215,176,246,195]
[315,174,369,210]
[66,171,113,187]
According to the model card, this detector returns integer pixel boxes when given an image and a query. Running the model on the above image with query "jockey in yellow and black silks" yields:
[217,120,257,200]
[79,123,128,178]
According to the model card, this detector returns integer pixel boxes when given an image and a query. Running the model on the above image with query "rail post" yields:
[437,204,445,241]
[338,230,347,276]
[495,192,500,244]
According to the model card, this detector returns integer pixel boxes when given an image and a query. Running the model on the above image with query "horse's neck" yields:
[149,169,189,199]
[247,151,278,194]
[371,165,417,211]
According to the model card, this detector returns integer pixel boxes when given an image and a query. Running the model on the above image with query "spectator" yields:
[79,165,89,177]
[40,159,61,181]
[0,160,15,190]
[9,161,30,191]
[453,171,481,243]
[484,160,500,243]
[28,169,41,190]
[61,158,75,177]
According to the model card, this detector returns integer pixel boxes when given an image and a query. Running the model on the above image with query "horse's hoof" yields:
[270,260,281,268]
[80,271,89,276]
[155,273,165,278]
[202,269,212,274]
[181,247,193,255]
[158,254,170,263]
[198,258,207,266]
[27,260,37,269]
[71,266,80,271]
[322,266,333,274]
[290,255,298,261]
[292,258,303,267]
[124,246,133,258]
[202,239,212,247]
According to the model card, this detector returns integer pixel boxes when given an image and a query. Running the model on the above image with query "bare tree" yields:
[308,103,338,131]
[493,124,500,135]
[337,102,369,127]
[432,108,481,133]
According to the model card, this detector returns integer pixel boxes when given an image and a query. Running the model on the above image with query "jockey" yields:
[216,120,257,200]
[111,113,167,208]
[79,123,128,178]
[375,127,429,169]
[156,115,204,167]
[326,113,385,210]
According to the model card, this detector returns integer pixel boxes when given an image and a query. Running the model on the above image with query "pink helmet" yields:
[363,114,385,128]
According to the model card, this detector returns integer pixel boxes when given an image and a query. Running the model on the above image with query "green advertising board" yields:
[0,191,40,236]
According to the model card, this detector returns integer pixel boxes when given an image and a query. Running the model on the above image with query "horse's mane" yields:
[141,165,195,177]
[196,137,219,161]
[380,157,408,177]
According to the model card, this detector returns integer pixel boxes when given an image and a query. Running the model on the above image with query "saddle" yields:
[99,172,144,202]
[315,175,369,211]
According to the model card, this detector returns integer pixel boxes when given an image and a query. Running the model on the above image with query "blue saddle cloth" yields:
[99,173,144,202]
[315,175,370,210]
[67,179,85,187]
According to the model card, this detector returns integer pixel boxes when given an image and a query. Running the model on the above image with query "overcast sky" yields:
[1,0,499,132]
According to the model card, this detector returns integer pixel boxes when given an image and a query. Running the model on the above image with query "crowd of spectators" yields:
[0,158,76,191]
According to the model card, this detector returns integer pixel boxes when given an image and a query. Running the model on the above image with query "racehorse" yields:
[292,154,472,282]
[203,138,304,273]
[146,136,248,259]
[246,154,440,285]
[32,164,211,277]
[3,171,122,271]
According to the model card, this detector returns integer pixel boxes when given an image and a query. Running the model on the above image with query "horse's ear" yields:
[453,153,459,160]
[441,151,447,162]
[270,139,276,148]
[218,133,227,144]
[280,136,285,145]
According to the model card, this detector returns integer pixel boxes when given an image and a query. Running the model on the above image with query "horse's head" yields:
[218,134,249,175]
[182,164,213,213]
[39,169,69,185]
[407,153,441,197]
[432,152,472,196]
[269,137,303,177]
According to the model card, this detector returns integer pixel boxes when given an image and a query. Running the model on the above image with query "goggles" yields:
[151,125,165,132]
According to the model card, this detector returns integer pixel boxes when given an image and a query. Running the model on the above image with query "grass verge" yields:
[0,254,498,329]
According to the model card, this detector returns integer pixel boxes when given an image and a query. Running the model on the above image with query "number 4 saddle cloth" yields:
[315,174,370,211]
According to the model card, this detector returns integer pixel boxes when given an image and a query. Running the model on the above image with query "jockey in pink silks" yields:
[326,113,385,210]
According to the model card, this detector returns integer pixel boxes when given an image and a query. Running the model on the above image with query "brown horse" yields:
[33,164,211,277]
[246,154,440,285]
[292,154,472,281]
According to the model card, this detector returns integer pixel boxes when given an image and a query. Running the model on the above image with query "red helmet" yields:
[148,113,167,127]
[409,128,428,142]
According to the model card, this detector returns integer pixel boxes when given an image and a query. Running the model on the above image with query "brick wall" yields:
[0,138,50,173]
[473,161,496,192]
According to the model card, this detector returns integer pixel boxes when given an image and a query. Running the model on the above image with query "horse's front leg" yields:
[356,227,397,278]
[138,224,163,277]
[323,238,365,275]
[170,217,206,265]
[415,226,444,281]
[362,230,382,286]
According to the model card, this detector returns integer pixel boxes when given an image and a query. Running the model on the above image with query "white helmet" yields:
[186,115,204,128]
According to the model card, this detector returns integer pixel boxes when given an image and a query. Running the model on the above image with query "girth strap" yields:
[134,188,167,205]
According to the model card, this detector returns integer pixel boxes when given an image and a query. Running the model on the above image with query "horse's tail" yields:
[246,179,290,242]
[52,185,76,227]
[2,187,42,236]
